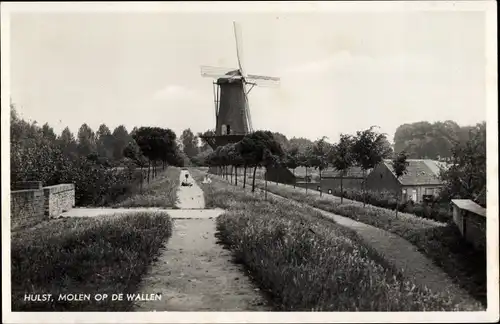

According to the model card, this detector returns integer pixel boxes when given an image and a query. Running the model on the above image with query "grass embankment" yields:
[11,212,173,311]
[190,169,467,311]
[247,178,487,306]
[112,167,180,208]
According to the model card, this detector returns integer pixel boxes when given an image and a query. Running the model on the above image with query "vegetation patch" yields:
[253,179,487,306]
[112,167,181,208]
[190,169,471,311]
[11,212,173,311]
[326,187,453,222]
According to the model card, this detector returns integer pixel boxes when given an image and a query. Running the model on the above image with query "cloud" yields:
[283,50,435,77]
[152,85,197,101]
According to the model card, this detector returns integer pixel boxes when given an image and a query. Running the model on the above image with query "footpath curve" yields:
[220,173,482,311]
[132,170,270,311]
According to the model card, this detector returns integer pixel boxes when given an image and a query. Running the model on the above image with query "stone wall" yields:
[43,184,75,218]
[12,181,43,191]
[11,188,45,231]
[11,182,75,231]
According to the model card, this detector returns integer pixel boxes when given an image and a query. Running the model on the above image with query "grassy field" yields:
[244,178,487,306]
[112,167,180,208]
[11,212,173,311]
[190,169,470,311]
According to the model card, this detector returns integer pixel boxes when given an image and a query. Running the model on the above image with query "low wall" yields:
[320,177,364,192]
[10,182,75,231]
[464,213,486,251]
[452,200,486,251]
[11,188,45,231]
[12,181,43,191]
[43,184,76,218]
[295,182,320,190]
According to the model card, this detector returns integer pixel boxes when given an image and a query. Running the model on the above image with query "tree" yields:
[191,149,213,167]
[123,140,147,167]
[298,147,314,194]
[238,131,284,192]
[41,123,57,142]
[288,137,314,155]
[77,123,97,157]
[262,147,283,200]
[223,143,244,186]
[352,126,392,206]
[96,124,114,161]
[439,122,486,206]
[310,137,331,194]
[271,132,291,151]
[112,125,130,162]
[58,127,78,159]
[285,146,300,188]
[181,128,199,160]
[329,134,354,204]
[132,127,178,182]
[393,120,476,160]
[197,129,216,152]
[391,151,409,217]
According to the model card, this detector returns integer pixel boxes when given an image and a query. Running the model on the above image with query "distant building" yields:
[319,167,373,192]
[365,159,449,203]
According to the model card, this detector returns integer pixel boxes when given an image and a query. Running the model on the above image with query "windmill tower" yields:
[200,21,280,149]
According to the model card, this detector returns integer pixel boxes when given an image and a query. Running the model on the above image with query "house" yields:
[265,166,319,185]
[319,167,373,192]
[451,199,486,251]
[365,159,448,203]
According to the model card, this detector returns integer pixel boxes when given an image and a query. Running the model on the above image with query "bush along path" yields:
[217,172,484,311]
[246,176,487,307]
[132,169,270,311]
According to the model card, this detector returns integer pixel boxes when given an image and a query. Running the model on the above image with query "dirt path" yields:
[223,173,482,310]
[177,169,205,209]
[132,170,270,311]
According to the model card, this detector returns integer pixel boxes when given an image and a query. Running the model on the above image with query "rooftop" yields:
[451,199,486,217]
[322,166,372,178]
[383,159,449,186]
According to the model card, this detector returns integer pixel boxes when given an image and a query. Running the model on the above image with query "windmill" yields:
[200,21,280,149]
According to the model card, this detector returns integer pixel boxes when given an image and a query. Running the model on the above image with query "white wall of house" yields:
[402,185,442,203]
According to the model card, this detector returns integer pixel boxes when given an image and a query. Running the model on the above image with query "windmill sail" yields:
[233,21,246,78]
[233,21,253,133]
[200,21,280,137]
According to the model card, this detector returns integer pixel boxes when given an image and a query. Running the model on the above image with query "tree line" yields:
[393,120,479,160]
[203,127,394,204]
[10,103,185,205]
[202,122,487,211]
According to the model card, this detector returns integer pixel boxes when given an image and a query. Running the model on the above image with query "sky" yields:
[9,9,487,144]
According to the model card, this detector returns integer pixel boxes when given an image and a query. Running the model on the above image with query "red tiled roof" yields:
[383,159,445,186]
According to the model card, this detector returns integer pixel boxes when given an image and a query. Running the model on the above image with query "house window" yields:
[380,174,383,179]
[411,189,417,202]
[423,188,435,203]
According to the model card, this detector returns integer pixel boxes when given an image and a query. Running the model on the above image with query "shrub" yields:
[190,169,473,311]
[112,167,180,208]
[254,180,486,307]
[11,212,173,311]
[330,187,453,223]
